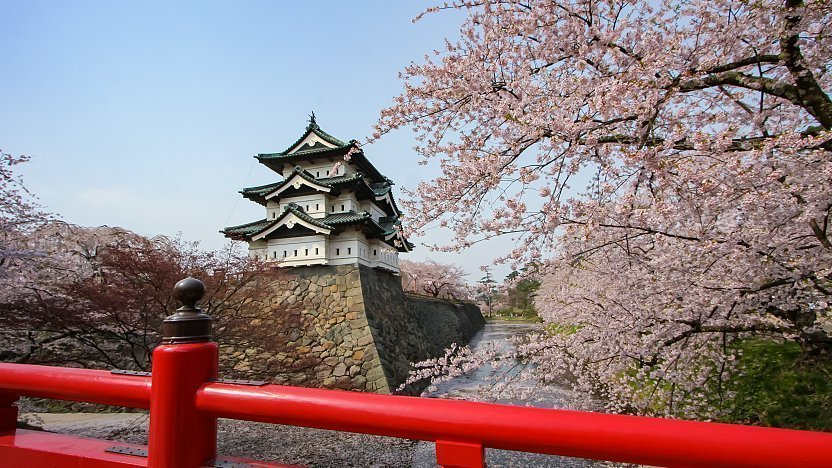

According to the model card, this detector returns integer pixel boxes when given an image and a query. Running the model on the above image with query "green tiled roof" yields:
[324,211,372,225]
[222,218,276,238]
[286,166,327,186]
[239,171,401,216]
[240,181,282,197]
[284,203,331,229]
[222,202,411,246]
[253,121,384,182]
[378,215,400,232]
[299,121,347,148]
[325,173,364,186]
[240,168,368,205]
[257,144,352,161]
[259,120,350,159]
[371,183,402,216]
[369,183,392,197]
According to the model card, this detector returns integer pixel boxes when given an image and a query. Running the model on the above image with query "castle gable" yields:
[252,204,332,241]
[287,133,338,154]
[264,167,334,200]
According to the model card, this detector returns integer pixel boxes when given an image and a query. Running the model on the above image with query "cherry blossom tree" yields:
[381,1,832,419]
[0,151,43,242]
[400,259,471,299]
[0,151,51,304]
[1,223,286,371]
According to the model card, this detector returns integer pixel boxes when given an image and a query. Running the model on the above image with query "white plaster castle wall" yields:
[326,232,400,273]
[267,235,327,266]
[248,232,401,271]
[362,202,387,222]
[367,239,400,272]
[281,161,356,180]
[329,193,359,213]
[328,229,364,265]
[265,200,280,219]
[248,239,268,261]
[276,194,327,218]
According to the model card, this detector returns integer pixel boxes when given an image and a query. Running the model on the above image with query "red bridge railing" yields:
[1,277,831,467]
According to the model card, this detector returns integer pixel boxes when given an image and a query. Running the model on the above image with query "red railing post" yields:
[0,392,17,433]
[147,277,218,468]
[436,440,485,467]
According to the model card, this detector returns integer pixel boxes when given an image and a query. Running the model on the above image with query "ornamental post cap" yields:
[162,276,212,344]
[173,276,205,309]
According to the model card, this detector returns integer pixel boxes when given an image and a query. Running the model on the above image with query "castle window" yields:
[336,248,340,255]
[305,249,308,255]
[373,249,377,256]
[316,171,320,177]
[341,204,345,211]
[283,251,287,257]
[326,170,330,176]
[331,206,335,212]
[315,248,319,255]
[272,212,276,218]
[272,251,277,259]
[315,204,319,210]
[306,205,309,211]
[294,249,298,256]
[347,247,351,255]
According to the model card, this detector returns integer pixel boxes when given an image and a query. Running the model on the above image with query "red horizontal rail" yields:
[3,362,832,467]
[196,382,832,468]
[0,364,151,409]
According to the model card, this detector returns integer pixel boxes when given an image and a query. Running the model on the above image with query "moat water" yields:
[411,321,601,467]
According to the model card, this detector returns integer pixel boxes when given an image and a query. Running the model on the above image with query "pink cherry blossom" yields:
[381,1,832,418]
[400,259,471,299]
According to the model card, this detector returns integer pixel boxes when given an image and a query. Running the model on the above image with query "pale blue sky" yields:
[0,0,513,281]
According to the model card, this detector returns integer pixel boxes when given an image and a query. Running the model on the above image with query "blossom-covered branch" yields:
[379,0,832,419]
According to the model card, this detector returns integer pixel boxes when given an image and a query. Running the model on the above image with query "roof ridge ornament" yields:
[308,111,317,129]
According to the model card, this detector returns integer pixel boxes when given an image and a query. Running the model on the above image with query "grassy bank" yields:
[719,339,832,431]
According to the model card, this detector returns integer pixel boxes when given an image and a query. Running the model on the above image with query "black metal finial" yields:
[173,277,205,310]
[162,277,212,344]
[308,111,317,127]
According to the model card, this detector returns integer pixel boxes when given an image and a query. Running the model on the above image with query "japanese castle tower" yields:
[222,116,412,273]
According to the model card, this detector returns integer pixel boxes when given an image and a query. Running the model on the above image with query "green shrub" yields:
[721,339,832,431]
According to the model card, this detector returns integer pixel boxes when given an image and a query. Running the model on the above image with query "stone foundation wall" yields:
[358,266,486,393]
[406,294,486,355]
[219,264,484,394]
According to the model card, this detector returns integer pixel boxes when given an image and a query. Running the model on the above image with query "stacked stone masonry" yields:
[219,264,484,394]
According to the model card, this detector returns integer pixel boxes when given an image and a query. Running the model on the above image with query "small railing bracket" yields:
[110,369,152,377]
[210,378,268,386]
[105,445,148,457]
